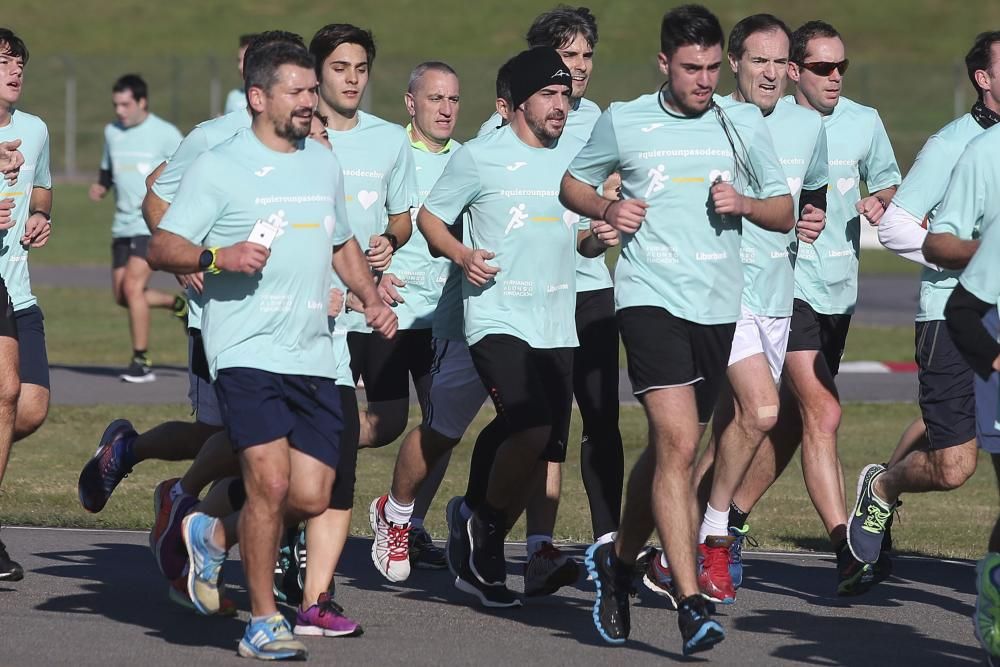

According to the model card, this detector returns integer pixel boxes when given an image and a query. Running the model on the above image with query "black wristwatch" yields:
[380,232,399,253]
[198,248,215,271]
[30,210,51,221]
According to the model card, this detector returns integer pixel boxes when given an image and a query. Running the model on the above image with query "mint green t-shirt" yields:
[224,88,246,114]
[718,95,828,317]
[152,109,251,330]
[932,125,1000,306]
[568,92,790,324]
[424,125,582,348]
[959,209,1000,310]
[101,113,182,238]
[389,132,459,330]
[892,113,984,322]
[159,129,353,379]
[480,98,611,294]
[327,111,417,334]
[0,109,50,312]
[792,96,900,315]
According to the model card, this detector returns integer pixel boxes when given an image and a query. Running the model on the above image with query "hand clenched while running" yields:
[216,242,270,275]
[460,248,500,287]
[604,198,648,234]
[796,204,826,244]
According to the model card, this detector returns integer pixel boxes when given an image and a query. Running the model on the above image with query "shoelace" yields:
[317,595,346,618]
[730,531,759,562]
[387,523,410,561]
[863,504,892,533]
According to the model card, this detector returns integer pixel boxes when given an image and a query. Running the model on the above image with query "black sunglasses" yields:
[798,59,849,76]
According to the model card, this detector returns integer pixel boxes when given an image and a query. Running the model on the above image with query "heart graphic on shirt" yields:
[563,210,580,229]
[836,177,855,195]
[323,215,335,236]
[136,162,151,175]
[786,177,803,197]
[708,169,733,184]
[357,190,378,210]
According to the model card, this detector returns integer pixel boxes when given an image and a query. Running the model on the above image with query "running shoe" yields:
[640,548,678,609]
[524,541,580,597]
[977,553,1000,661]
[583,541,632,645]
[848,463,894,564]
[445,496,469,578]
[453,547,521,608]
[409,525,447,570]
[293,526,307,594]
[168,574,237,616]
[273,525,303,606]
[467,508,506,587]
[172,294,189,327]
[294,592,363,637]
[150,478,199,580]
[121,354,156,384]
[678,594,726,656]
[0,532,23,582]
[369,495,411,582]
[181,511,226,615]
[238,613,308,660]
[698,536,736,604]
[836,540,874,596]
[77,419,137,513]
[729,524,757,589]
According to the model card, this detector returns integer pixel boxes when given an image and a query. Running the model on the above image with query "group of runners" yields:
[0,3,999,661]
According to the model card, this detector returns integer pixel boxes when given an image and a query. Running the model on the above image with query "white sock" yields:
[410,517,425,530]
[384,493,414,525]
[527,534,551,556]
[699,503,730,543]
[169,480,185,501]
[596,531,616,545]
[459,501,472,521]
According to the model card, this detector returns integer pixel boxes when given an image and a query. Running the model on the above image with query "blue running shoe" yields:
[678,594,725,656]
[77,419,137,513]
[728,524,756,589]
[238,613,308,660]
[182,511,226,615]
[583,541,632,645]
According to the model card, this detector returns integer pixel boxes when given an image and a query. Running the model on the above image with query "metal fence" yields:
[19,55,973,181]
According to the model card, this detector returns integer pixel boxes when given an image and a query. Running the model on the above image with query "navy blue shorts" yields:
[16,306,49,389]
[214,368,343,469]
[977,308,1000,454]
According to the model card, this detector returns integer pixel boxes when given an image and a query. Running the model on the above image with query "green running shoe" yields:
[976,552,1000,660]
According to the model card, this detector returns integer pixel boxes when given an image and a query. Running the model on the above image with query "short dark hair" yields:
[309,24,376,75]
[728,14,791,59]
[314,110,329,126]
[243,42,315,113]
[790,20,841,64]
[526,6,598,50]
[0,28,28,65]
[496,61,513,102]
[966,31,1000,99]
[408,61,458,94]
[660,4,724,58]
[112,74,148,102]
[239,33,258,48]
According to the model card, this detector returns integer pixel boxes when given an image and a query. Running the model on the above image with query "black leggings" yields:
[574,288,624,539]
[329,386,360,510]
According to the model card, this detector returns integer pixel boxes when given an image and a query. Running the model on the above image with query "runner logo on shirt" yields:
[645,165,669,198]
[506,204,528,235]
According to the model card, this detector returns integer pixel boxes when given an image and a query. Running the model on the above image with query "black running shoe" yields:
[0,534,23,582]
[836,540,874,596]
[583,542,632,645]
[467,508,506,587]
[445,496,469,578]
[453,561,522,608]
[409,525,447,570]
[677,594,725,656]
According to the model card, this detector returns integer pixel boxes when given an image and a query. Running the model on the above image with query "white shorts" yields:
[187,334,223,427]
[727,305,791,383]
[422,337,488,440]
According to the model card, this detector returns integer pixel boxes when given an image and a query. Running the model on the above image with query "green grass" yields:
[34,184,114,267]
[1,401,991,559]
[843,324,914,363]
[859,248,922,276]
[8,1,1000,176]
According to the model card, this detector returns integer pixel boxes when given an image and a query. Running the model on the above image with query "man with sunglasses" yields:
[731,20,900,596]
[848,32,1000,568]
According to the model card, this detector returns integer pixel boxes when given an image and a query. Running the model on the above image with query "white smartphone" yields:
[248,219,279,248]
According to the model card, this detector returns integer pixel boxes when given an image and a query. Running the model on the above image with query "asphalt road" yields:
[0,527,984,666]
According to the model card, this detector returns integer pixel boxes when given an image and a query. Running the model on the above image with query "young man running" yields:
[89,74,185,382]
[849,32,1000,567]
[677,13,828,605]
[561,4,792,653]
[223,34,256,114]
[148,40,395,660]
[730,19,901,596]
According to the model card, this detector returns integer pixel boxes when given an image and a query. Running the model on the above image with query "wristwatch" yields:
[199,247,221,274]
[380,232,399,253]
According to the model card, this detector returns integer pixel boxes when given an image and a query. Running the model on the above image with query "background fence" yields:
[21,55,972,182]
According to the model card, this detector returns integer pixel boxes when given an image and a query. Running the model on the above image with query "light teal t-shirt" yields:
[892,114,985,322]
[152,109,251,329]
[718,95,828,318]
[327,111,418,334]
[101,113,182,238]
[159,129,353,379]
[480,97,612,293]
[224,88,247,114]
[0,109,50,312]
[933,124,1000,306]
[960,212,1000,310]
[389,130,459,330]
[791,95,901,315]
[424,125,582,348]
[568,92,790,325]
